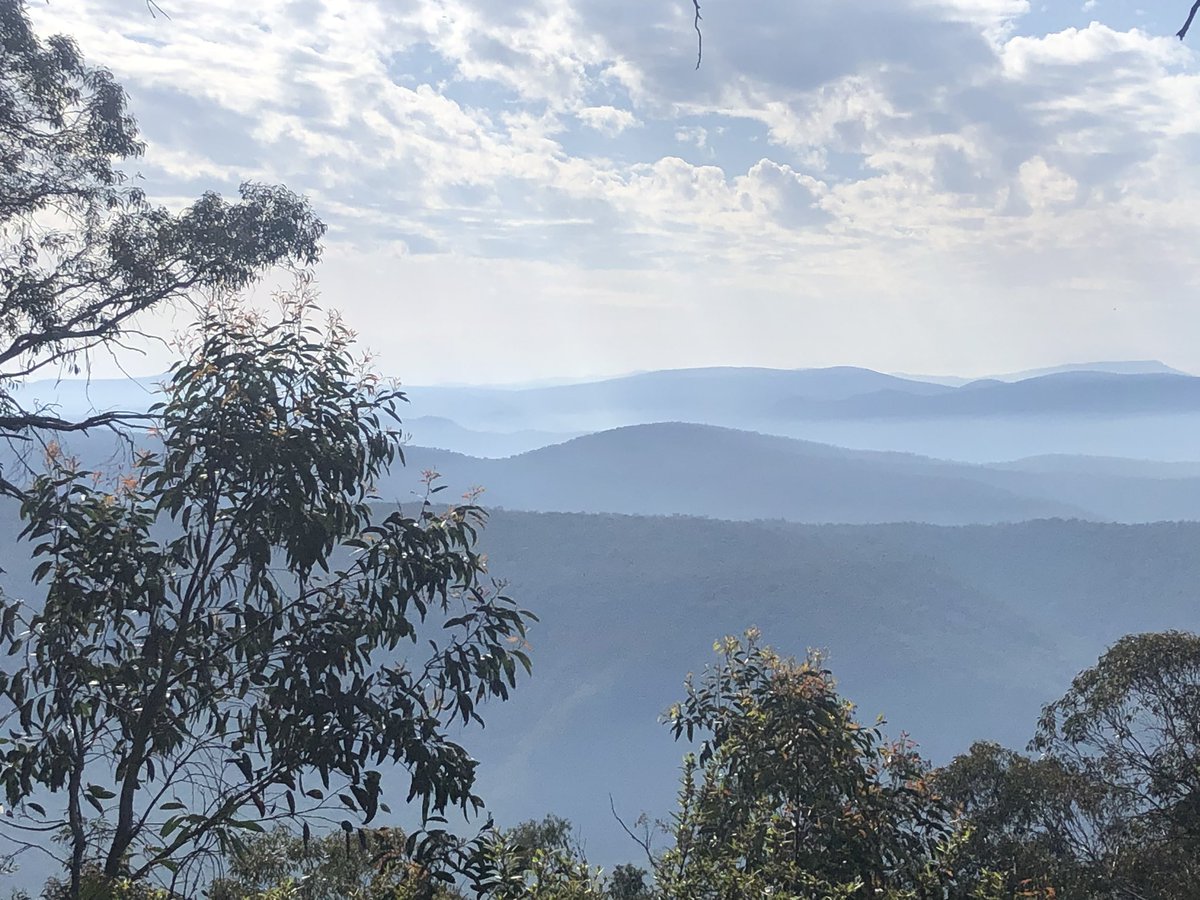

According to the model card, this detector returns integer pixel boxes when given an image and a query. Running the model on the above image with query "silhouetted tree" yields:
[0,287,533,895]
[0,0,323,490]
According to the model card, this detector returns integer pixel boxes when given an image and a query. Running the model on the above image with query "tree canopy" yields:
[652,631,959,899]
[939,631,1200,899]
[0,0,323,489]
[0,288,533,895]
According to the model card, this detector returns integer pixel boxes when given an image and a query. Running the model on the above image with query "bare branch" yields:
[1181,0,1200,38]
[0,408,152,434]
[610,794,656,871]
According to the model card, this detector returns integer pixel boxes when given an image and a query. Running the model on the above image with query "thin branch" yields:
[1180,0,1200,39]
[692,0,703,69]
[0,409,152,434]
[610,795,656,871]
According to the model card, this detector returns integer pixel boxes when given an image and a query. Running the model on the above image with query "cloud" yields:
[674,125,708,148]
[20,0,1200,381]
[576,104,638,135]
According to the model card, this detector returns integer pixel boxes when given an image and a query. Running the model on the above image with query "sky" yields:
[25,0,1200,384]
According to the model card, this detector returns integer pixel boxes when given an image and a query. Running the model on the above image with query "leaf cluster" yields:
[654,630,956,899]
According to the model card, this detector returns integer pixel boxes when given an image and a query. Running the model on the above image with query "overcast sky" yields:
[27,0,1200,383]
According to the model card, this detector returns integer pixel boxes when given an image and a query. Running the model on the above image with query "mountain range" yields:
[894,359,1190,385]
[382,422,1200,525]
[17,361,1200,462]
[402,366,1200,434]
[5,359,1200,873]
[22,420,1200,526]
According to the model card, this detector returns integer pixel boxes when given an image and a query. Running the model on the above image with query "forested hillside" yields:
[3,502,1193,875]
[27,419,1200,525]
[452,511,1200,863]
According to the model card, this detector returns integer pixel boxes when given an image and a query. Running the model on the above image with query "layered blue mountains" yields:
[7,360,1200,868]
[18,359,1200,462]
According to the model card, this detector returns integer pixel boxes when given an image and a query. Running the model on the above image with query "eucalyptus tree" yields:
[935,741,1113,898]
[653,631,959,899]
[205,825,468,900]
[0,287,533,896]
[1032,630,1200,898]
[1,0,323,489]
[938,631,1200,899]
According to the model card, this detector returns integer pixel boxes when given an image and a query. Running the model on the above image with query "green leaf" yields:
[160,817,182,839]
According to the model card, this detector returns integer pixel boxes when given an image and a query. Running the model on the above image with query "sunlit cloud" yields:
[23,0,1200,382]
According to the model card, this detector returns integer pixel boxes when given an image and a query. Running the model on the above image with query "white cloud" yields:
[21,0,1200,381]
[674,125,708,148]
[1018,156,1079,208]
[576,105,638,136]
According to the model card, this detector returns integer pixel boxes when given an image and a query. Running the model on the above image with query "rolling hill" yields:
[381,422,1200,525]
[23,421,1200,525]
[389,423,1088,524]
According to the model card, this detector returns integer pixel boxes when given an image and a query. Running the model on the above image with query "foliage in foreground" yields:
[14,612,1200,899]
[206,826,465,900]
[940,630,1200,899]
[653,632,958,898]
[0,0,324,473]
[0,290,533,895]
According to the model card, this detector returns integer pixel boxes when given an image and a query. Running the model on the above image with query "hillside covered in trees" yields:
[2,502,1199,895]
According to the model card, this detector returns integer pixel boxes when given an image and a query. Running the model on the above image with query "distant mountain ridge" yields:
[895,360,1191,385]
[773,372,1200,420]
[379,422,1200,525]
[399,366,956,433]
[17,362,1200,463]
[19,361,1192,422]
[989,360,1192,380]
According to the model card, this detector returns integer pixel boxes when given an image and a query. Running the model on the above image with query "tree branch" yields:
[610,795,656,871]
[1180,0,1200,39]
[0,409,152,434]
